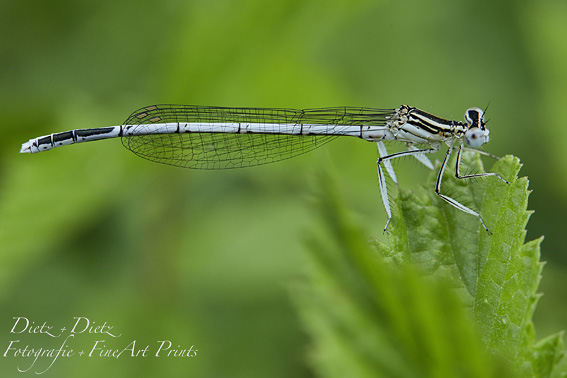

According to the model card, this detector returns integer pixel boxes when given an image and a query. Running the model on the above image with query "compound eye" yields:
[464,127,488,148]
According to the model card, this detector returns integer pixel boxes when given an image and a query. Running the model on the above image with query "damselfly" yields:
[20,104,508,231]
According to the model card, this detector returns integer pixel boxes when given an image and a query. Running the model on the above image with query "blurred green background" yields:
[1,0,566,376]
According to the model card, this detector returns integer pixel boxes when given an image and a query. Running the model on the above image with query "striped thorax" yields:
[374,105,489,149]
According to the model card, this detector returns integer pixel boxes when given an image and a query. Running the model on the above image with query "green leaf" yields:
[530,332,566,378]
[294,153,566,378]
[294,169,511,378]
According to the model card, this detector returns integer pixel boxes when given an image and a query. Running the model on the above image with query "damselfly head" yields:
[464,107,489,148]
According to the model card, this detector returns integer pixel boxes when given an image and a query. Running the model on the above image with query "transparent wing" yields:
[121,104,392,169]
[123,132,337,169]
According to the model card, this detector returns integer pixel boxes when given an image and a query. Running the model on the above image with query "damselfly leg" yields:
[436,145,509,234]
[455,145,509,184]
[376,141,398,184]
[379,143,509,233]
[377,143,440,231]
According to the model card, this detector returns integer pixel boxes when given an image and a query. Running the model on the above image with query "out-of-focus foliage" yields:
[0,0,566,377]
